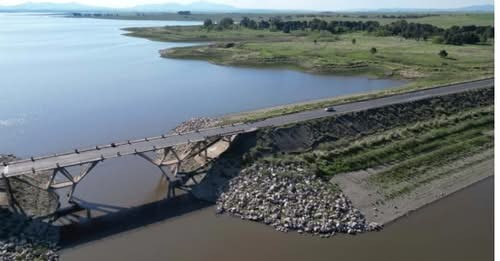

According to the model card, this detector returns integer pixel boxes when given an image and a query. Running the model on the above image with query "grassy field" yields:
[326,13,494,27]
[124,14,493,123]
[126,28,493,81]
[124,25,296,42]
[97,12,494,28]
[404,13,494,27]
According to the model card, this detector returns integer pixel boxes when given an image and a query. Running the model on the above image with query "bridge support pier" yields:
[46,161,100,205]
[0,174,22,214]
[135,135,237,199]
[2,131,239,222]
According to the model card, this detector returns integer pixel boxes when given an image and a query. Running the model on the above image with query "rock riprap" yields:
[173,117,220,133]
[0,209,59,261]
[216,163,381,236]
[0,156,59,261]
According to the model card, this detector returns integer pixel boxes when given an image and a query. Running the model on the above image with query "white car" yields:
[324,107,336,112]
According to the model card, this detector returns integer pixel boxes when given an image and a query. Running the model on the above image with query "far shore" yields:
[122,20,493,98]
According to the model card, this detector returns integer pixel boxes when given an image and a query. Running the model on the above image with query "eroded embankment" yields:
[0,156,60,261]
[193,87,494,235]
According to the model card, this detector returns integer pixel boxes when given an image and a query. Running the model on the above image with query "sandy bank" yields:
[331,149,494,225]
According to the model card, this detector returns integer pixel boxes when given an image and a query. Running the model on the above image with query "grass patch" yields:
[155,31,493,82]
[105,12,494,28]
[124,26,295,42]
[250,105,493,197]
[313,106,493,175]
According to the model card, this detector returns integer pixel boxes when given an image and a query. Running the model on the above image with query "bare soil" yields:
[330,149,494,224]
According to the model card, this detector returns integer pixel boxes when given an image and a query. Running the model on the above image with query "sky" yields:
[0,0,494,10]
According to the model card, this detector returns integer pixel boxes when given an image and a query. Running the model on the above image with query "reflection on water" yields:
[1,12,405,211]
[61,177,493,261]
[0,13,404,157]
[0,13,492,261]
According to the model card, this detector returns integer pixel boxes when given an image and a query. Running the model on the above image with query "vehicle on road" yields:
[324,107,336,112]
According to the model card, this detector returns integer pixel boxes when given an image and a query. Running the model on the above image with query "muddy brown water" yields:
[60,177,493,261]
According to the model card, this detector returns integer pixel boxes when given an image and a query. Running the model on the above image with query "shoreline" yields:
[1,86,491,259]
[331,150,494,225]
[384,172,494,227]
[217,77,492,124]
[193,87,493,234]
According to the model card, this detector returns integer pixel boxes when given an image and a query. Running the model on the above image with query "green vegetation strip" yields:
[314,109,492,174]
[114,13,494,28]
[257,105,493,198]
[383,151,493,199]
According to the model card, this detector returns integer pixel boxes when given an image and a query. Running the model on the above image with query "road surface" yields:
[2,78,494,178]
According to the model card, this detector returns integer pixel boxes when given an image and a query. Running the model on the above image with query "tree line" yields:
[203,16,494,45]
[378,20,493,44]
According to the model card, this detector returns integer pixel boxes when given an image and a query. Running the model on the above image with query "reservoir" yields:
[0,13,491,261]
[0,13,402,156]
[60,177,493,261]
[0,12,402,208]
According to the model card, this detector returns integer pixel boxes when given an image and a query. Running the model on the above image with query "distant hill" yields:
[452,5,494,12]
[131,1,239,12]
[0,2,109,12]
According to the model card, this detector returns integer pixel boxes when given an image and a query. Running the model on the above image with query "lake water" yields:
[0,12,405,209]
[61,177,494,261]
[0,13,403,157]
[1,13,492,261]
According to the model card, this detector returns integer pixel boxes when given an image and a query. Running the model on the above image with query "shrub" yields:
[439,50,448,58]
[219,17,234,29]
[203,19,213,27]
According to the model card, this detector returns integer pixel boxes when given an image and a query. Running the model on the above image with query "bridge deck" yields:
[2,78,493,178]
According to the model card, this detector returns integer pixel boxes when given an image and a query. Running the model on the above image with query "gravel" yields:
[0,155,60,261]
[216,162,382,237]
[172,117,220,134]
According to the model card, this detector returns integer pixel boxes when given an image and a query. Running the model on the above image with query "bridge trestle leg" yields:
[48,161,100,205]
[138,135,237,199]
[137,151,180,199]
[1,174,23,214]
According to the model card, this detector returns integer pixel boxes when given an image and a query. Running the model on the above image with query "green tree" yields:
[370,47,377,54]
[352,38,356,44]
[240,17,251,27]
[203,19,213,27]
[219,17,234,29]
[282,23,291,33]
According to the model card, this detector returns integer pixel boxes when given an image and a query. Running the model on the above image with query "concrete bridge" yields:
[0,78,494,211]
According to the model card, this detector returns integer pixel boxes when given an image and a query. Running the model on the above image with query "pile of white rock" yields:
[216,163,381,237]
[173,117,220,134]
